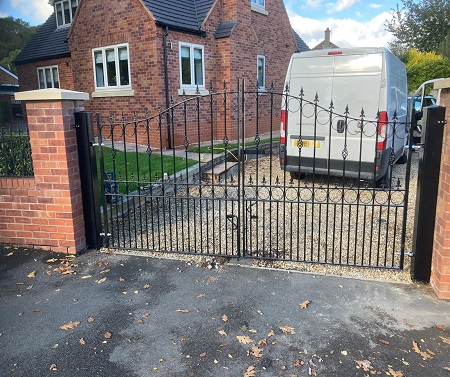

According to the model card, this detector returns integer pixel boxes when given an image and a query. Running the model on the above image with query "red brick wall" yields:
[0,99,86,254]
[431,88,450,299]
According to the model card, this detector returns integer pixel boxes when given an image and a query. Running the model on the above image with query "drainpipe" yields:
[163,26,172,149]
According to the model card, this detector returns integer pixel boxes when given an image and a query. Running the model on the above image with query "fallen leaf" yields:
[213,359,218,364]
[222,314,228,322]
[267,329,275,337]
[18,311,24,316]
[249,329,257,333]
[248,345,263,358]
[87,317,94,323]
[237,335,253,344]
[341,350,348,356]
[59,321,80,330]
[294,359,304,367]
[96,277,106,284]
[27,271,36,278]
[388,366,404,377]
[308,367,317,376]
[412,341,434,360]
[143,284,150,289]
[439,335,450,345]
[26,285,33,290]
[5,252,14,257]
[228,354,233,359]
[436,325,447,332]
[134,290,139,294]
[51,344,59,349]
[200,352,207,357]
[46,258,58,263]
[259,339,267,346]
[80,275,92,279]
[16,282,24,285]
[119,277,125,282]
[49,364,58,371]
[444,367,450,371]
[104,331,112,339]
[379,339,390,345]
[100,269,110,274]
[218,330,227,336]
[280,326,296,335]
[299,300,310,309]
[79,338,86,345]
[197,294,205,298]
[176,309,190,313]
[244,365,256,377]
[355,359,372,371]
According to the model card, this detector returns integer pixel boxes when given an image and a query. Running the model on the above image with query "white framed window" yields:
[55,0,78,27]
[251,0,265,9]
[257,55,265,90]
[179,42,205,90]
[37,66,60,89]
[92,44,131,90]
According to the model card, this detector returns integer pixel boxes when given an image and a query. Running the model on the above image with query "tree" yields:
[406,49,450,91]
[0,17,38,74]
[386,0,450,53]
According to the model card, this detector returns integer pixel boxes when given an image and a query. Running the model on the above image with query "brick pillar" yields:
[11,89,89,254]
[431,81,450,299]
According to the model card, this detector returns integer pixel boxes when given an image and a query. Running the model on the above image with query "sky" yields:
[0,0,397,49]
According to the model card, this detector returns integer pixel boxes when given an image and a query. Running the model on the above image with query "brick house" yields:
[15,0,309,147]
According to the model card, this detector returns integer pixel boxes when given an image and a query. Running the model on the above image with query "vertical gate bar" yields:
[237,79,242,258]
[399,116,414,270]
[354,110,365,265]
[133,113,142,249]
[311,96,318,261]
[196,93,203,253]
[209,87,214,254]
[97,114,109,248]
[145,113,154,250]
[170,102,177,252]
[183,99,191,253]
[325,102,334,263]
[223,83,228,256]
[157,112,164,251]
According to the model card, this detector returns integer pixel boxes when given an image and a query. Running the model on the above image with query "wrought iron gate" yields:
[96,80,412,270]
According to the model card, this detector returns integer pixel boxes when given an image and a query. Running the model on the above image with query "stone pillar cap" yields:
[15,88,89,101]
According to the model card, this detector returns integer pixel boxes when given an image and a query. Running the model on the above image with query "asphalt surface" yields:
[1,246,450,377]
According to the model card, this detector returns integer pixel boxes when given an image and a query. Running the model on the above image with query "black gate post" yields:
[411,105,446,282]
[74,111,103,250]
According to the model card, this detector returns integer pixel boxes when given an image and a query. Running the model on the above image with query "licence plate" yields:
[294,140,321,148]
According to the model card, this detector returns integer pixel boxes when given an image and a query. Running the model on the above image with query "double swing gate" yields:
[90,80,412,270]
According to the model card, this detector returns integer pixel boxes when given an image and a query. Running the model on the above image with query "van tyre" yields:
[397,148,408,164]
[376,164,392,189]
[290,172,305,181]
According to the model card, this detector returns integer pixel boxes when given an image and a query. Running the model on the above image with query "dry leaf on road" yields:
[222,314,228,322]
[218,330,227,336]
[237,335,253,344]
[412,341,434,360]
[79,338,86,345]
[87,316,94,323]
[280,326,296,334]
[59,321,80,330]
[104,331,112,339]
[439,335,450,345]
[96,277,106,284]
[299,300,310,309]
[176,309,190,313]
[248,345,263,358]
[49,364,58,371]
[27,271,36,278]
[244,365,256,377]
[436,325,447,332]
[387,366,403,377]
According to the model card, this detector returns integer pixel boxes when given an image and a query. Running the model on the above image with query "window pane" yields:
[194,48,203,86]
[259,0,265,6]
[94,51,104,87]
[45,68,52,88]
[181,46,191,85]
[38,69,45,89]
[52,68,59,89]
[63,1,70,24]
[56,3,63,26]
[118,47,129,86]
[106,49,117,86]
[71,0,77,19]
[257,57,264,88]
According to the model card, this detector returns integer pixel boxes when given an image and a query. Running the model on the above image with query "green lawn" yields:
[188,137,280,154]
[96,147,197,195]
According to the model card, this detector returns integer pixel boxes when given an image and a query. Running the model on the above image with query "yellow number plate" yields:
[294,140,321,148]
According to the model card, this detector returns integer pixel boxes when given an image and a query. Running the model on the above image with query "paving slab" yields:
[1,246,450,376]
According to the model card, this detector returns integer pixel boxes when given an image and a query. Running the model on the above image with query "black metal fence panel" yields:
[96,81,412,270]
[0,122,33,177]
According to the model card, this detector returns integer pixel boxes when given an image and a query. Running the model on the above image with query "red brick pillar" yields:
[431,81,450,299]
[11,89,89,254]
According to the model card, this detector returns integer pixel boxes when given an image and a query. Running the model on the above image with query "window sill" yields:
[91,89,135,98]
[177,88,209,96]
[251,4,268,15]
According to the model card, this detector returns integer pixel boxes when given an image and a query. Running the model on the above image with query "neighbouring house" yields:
[0,66,20,122]
[15,0,309,147]
[312,28,339,50]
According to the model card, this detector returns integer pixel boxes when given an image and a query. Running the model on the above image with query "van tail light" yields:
[280,109,287,145]
[377,111,388,151]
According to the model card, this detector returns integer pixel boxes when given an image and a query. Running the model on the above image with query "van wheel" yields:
[397,148,408,164]
[290,172,305,181]
[376,165,392,189]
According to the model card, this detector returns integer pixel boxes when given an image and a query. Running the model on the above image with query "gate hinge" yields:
[398,251,414,257]
[73,124,80,129]
[438,119,447,125]
[99,232,111,237]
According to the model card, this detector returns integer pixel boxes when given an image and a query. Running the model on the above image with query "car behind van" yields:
[279,47,408,185]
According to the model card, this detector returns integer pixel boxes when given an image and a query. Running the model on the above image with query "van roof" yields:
[293,47,388,58]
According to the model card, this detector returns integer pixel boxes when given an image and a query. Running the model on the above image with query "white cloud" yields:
[328,0,360,13]
[369,3,382,9]
[0,11,8,18]
[290,11,395,49]
[9,0,52,24]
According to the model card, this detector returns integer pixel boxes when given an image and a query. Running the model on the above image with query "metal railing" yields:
[0,123,33,177]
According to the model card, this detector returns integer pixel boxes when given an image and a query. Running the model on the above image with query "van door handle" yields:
[336,120,345,133]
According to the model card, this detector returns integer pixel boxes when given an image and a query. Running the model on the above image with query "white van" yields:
[280,47,408,185]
